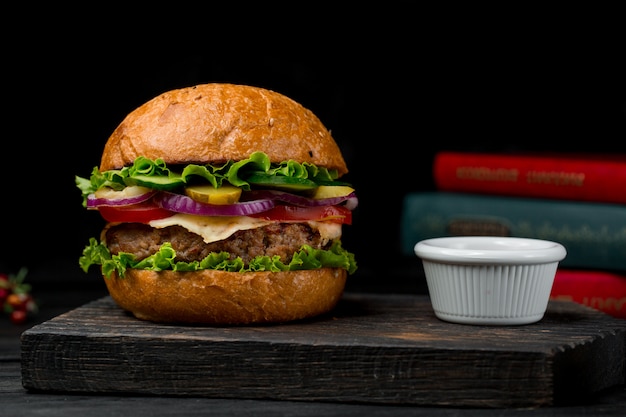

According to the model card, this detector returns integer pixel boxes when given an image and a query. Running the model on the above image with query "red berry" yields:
[10,309,27,324]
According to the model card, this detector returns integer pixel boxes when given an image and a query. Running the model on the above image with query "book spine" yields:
[550,269,626,319]
[433,152,626,205]
[401,192,626,272]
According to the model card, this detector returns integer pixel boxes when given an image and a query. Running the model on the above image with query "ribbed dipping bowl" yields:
[414,236,567,325]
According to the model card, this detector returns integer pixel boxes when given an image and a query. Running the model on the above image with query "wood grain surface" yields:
[21,293,626,408]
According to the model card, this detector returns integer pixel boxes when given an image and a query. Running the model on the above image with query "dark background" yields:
[2,4,625,296]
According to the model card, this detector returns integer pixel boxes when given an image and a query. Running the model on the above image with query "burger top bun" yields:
[100,83,348,175]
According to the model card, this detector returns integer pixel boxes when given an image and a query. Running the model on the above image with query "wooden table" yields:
[3,267,626,416]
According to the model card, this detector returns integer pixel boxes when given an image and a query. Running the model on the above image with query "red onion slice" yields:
[87,188,157,208]
[243,190,359,210]
[156,192,275,216]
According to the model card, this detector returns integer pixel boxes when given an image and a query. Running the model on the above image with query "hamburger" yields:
[76,83,357,325]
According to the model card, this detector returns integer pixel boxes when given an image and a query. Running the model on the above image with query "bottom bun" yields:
[103,268,347,325]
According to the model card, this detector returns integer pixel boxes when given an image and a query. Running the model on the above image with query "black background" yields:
[3,4,625,293]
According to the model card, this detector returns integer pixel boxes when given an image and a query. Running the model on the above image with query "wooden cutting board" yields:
[21,293,626,408]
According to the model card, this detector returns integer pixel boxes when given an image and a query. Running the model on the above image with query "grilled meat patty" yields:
[104,223,331,265]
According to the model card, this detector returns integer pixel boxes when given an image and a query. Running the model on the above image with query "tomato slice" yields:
[248,205,352,225]
[98,201,175,223]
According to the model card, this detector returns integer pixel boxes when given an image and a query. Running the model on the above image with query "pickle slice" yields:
[310,185,355,200]
[185,184,242,205]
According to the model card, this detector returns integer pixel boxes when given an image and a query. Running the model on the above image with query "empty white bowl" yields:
[414,236,567,325]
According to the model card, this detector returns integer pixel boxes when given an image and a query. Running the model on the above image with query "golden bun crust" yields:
[103,267,347,324]
[100,83,348,176]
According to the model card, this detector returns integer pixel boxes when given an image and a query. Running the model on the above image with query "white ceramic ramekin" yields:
[414,236,567,325]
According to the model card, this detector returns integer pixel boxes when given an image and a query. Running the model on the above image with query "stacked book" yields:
[401,151,626,319]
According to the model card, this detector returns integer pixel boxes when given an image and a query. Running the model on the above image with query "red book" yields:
[433,151,626,204]
[550,269,626,319]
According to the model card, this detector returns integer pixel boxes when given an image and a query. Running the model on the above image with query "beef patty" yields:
[104,223,331,265]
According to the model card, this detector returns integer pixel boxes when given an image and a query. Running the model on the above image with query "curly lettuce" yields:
[76,152,347,207]
[80,239,358,278]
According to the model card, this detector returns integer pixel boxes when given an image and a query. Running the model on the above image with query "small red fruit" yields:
[0,287,8,302]
[10,309,27,324]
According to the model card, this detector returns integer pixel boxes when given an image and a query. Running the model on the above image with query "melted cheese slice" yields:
[148,213,342,244]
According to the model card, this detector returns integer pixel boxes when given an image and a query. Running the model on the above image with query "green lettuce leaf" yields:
[75,152,348,207]
[80,238,357,278]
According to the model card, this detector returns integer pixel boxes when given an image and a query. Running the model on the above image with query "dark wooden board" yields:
[21,293,626,408]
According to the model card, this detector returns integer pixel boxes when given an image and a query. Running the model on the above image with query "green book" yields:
[401,192,626,272]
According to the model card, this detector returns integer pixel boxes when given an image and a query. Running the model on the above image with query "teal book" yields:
[401,192,626,272]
